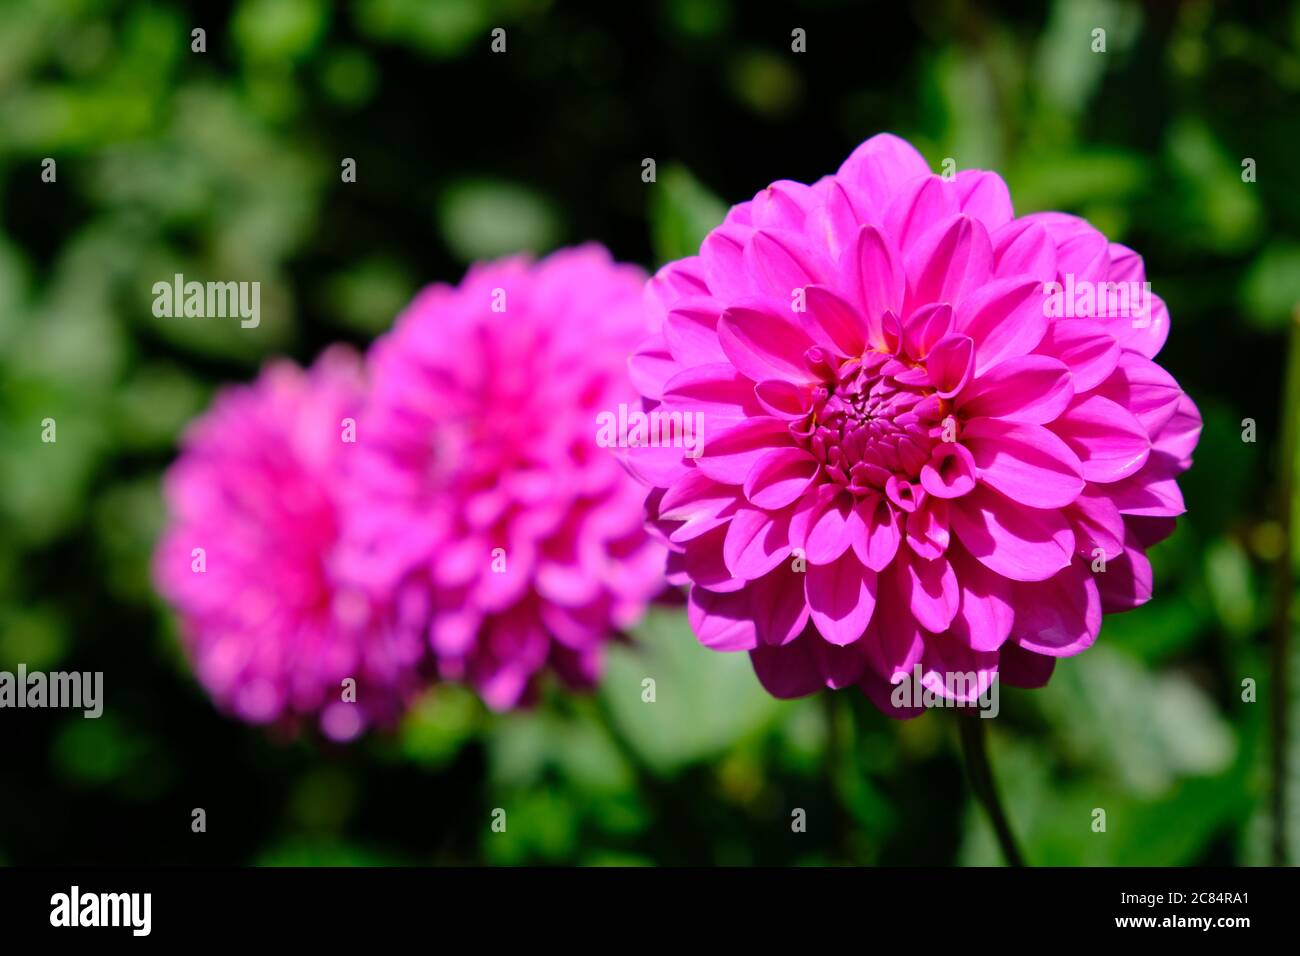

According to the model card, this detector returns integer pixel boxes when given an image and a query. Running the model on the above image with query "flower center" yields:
[796,351,947,495]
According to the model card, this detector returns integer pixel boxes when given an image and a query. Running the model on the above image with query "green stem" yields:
[957,713,1025,867]
[1270,312,1300,865]
[823,692,853,862]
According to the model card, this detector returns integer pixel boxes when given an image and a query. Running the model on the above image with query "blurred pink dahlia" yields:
[339,245,667,710]
[627,133,1200,714]
[155,348,428,740]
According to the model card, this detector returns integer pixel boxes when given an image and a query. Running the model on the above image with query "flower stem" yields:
[957,714,1025,866]
[1270,310,1300,865]
[823,692,854,863]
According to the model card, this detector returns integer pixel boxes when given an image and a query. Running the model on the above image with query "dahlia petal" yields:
[540,598,612,649]
[791,485,856,564]
[1095,351,1182,438]
[1035,318,1120,393]
[550,644,604,693]
[806,550,878,645]
[863,594,925,682]
[1096,535,1154,612]
[723,505,794,579]
[688,586,759,651]
[802,284,867,356]
[1008,561,1101,657]
[851,494,902,571]
[1108,452,1187,516]
[751,180,820,231]
[659,470,741,543]
[997,642,1056,688]
[471,535,536,612]
[898,552,960,633]
[749,635,822,698]
[744,447,821,509]
[917,632,999,703]
[1127,515,1178,548]
[659,468,738,520]
[950,485,1074,582]
[904,214,994,310]
[477,609,550,707]
[536,558,603,607]
[954,277,1048,377]
[919,442,978,498]
[662,298,726,364]
[683,525,745,592]
[1108,290,1170,359]
[809,634,871,688]
[661,362,765,423]
[627,334,678,401]
[835,132,932,214]
[878,309,903,354]
[431,535,487,589]
[694,416,794,484]
[901,302,955,360]
[1107,242,1145,284]
[992,220,1057,284]
[753,378,815,419]
[1153,393,1202,467]
[858,667,926,719]
[1064,487,1127,561]
[1048,219,1111,286]
[905,495,950,559]
[1049,394,1150,483]
[953,170,1014,230]
[749,566,812,646]
[643,258,709,332]
[885,474,922,512]
[947,545,1015,652]
[849,225,907,346]
[925,333,974,398]
[700,224,756,300]
[475,665,535,712]
[430,606,480,657]
[744,228,837,299]
[883,175,960,250]
[620,433,692,488]
[956,355,1074,424]
[963,418,1085,508]
[717,303,819,385]
[813,178,869,260]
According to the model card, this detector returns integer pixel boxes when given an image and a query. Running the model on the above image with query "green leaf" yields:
[1242,244,1300,332]
[650,164,727,266]
[597,607,782,774]
[437,178,561,263]
[396,684,481,769]
[1037,646,1236,795]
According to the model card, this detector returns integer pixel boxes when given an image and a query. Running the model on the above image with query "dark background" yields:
[0,0,1296,865]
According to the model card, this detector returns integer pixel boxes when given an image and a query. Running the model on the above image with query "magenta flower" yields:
[338,245,667,710]
[627,133,1200,714]
[154,348,427,740]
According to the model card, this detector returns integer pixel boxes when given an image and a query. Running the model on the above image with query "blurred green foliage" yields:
[1,0,1297,865]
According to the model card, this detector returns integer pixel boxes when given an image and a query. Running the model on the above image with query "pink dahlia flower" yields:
[626,133,1200,714]
[155,348,428,740]
[339,245,667,710]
